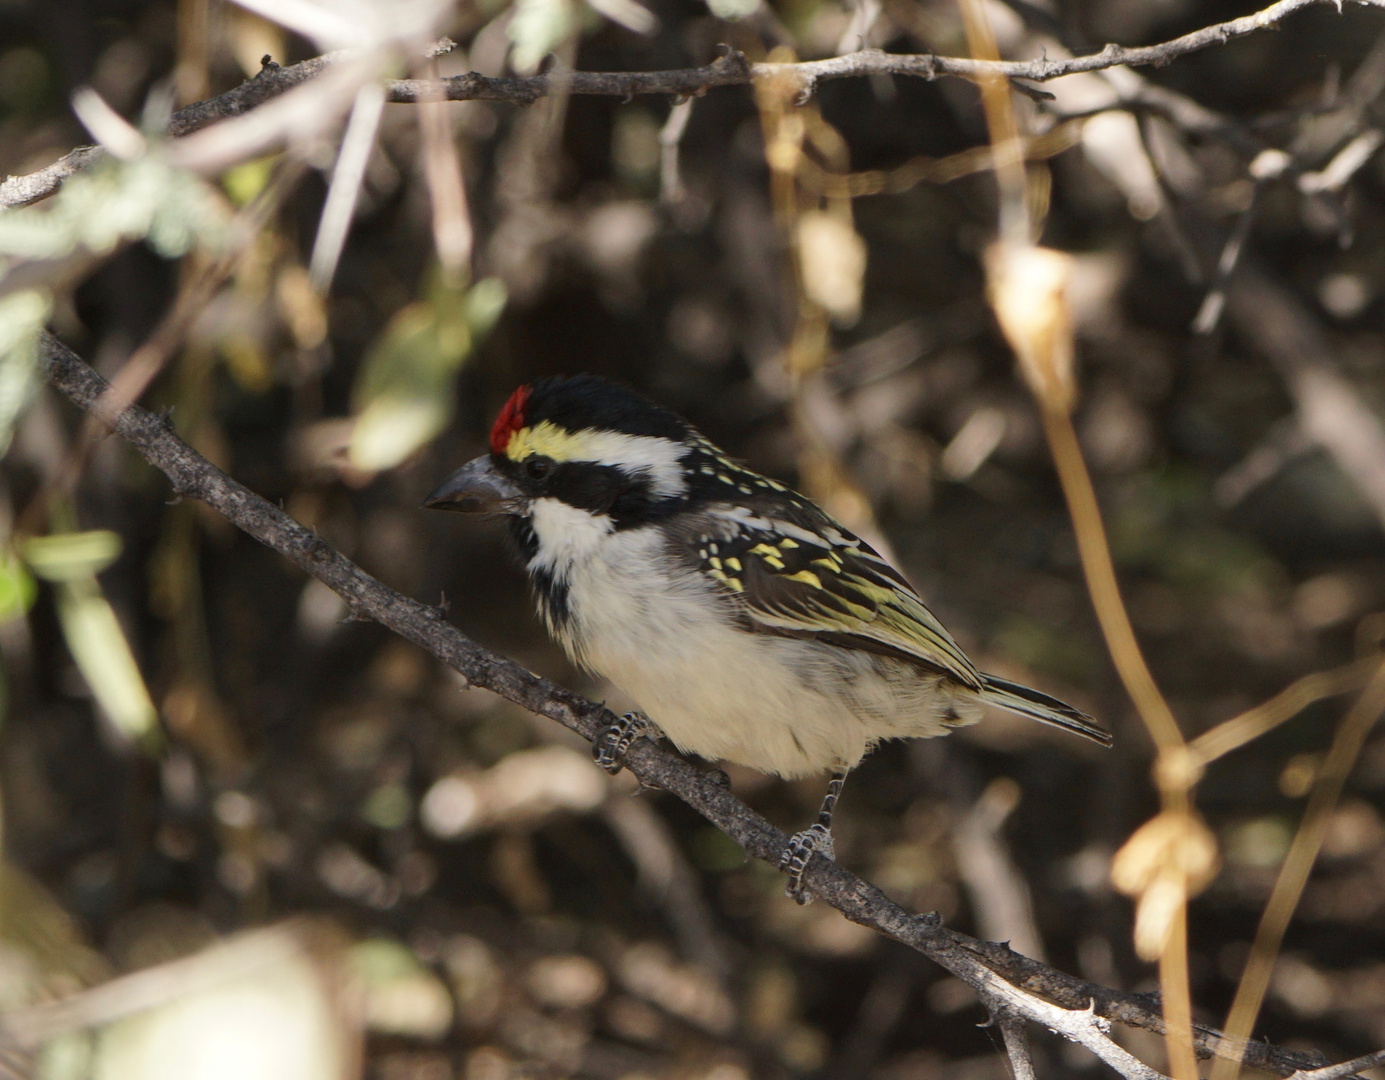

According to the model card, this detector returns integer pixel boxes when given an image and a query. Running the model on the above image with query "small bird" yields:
[425,375,1111,900]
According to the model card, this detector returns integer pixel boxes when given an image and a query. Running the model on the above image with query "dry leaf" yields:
[796,210,866,327]
[1111,811,1220,961]
[986,242,1076,413]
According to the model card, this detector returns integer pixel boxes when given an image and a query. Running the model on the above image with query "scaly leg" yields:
[592,711,656,775]
[780,772,846,904]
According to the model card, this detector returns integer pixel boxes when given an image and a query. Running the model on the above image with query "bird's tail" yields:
[977,675,1113,746]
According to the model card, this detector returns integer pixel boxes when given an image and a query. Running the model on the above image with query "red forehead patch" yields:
[490,384,532,455]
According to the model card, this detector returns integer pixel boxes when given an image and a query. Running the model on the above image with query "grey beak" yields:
[423,456,524,514]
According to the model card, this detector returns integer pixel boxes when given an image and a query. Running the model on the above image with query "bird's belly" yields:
[555,542,965,778]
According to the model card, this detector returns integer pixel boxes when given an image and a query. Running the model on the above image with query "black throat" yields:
[509,516,572,629]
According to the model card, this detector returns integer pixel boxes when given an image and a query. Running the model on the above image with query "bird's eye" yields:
[525,457,553,481]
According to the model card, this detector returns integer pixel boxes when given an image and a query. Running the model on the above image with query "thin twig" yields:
[5,0,1381,209]
[658,98,694,205]
[416,57,473,280]
[1192,179,1267,335]
[308,81,386,291]
[1287,1049,1385,1080]
[35,332,1330,1079]
[1227,266,1385,535]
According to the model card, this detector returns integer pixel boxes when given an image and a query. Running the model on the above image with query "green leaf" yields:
[53,578,159,748]
[20,531,157,748]
[0,157,229,266]
[0,553,36,623]
[22,530,122,582]
[351,397,452,472]
[221,156,278,208]
[463,277,508,336]
[0,289,49,454]
[361,782,412,829]
[508,0,574,74]
[348,277,506,473]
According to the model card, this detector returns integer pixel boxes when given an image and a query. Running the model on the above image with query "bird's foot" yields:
[593,711,653,775]
[780,823,835,905]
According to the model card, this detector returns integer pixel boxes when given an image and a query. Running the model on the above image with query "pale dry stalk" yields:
[1209,658,1385,1080]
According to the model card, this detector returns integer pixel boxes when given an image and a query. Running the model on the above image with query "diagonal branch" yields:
[5,0,1382,209]
[35,331,1331,1079]
[1288,1049,1385,1080]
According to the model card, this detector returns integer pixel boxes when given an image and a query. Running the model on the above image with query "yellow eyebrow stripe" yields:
[505,420,586,462]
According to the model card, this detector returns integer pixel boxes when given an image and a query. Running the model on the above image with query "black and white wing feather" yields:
[669,490,984,691]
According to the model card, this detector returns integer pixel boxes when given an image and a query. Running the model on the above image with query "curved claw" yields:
[592,711,651,775]
[780,822,835,905]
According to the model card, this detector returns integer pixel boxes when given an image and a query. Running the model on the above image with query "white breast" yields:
[526,500,972,778]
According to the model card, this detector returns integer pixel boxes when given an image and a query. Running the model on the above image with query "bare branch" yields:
[997,1016,1038,1080]
[0,146,103,211]
[979,976,1171,1080]
[5,0,1381,209]
[1287,1049,1385,1080]
[35,331,1330,1080]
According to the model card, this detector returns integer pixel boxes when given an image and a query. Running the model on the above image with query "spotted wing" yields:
[671,497,984,690]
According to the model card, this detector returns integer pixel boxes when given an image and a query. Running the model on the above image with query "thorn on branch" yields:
[1010,79,1056,103]
[297,532,332,563]
[711,45,751,81]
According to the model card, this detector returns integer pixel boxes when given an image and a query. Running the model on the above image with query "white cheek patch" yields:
[527,498,616,576]
[568,430,687,499]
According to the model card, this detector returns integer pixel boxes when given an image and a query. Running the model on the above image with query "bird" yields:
[424,375,1112,901]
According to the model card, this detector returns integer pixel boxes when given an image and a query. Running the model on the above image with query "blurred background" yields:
[1,0,1385,1077]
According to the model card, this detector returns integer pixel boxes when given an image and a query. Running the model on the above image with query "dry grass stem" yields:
[309,81,387,291]
[1210,658,1385,1080]
[1190,654,1381,765]
[417,58,473,281]
[957,0,1029,244]
[1039,410,1183,753]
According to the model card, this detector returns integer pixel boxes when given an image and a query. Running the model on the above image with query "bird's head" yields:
[423,376,697,527]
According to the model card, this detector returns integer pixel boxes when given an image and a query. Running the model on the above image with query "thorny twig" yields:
[35,333,1357,1080]
[5,0,1384,210]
